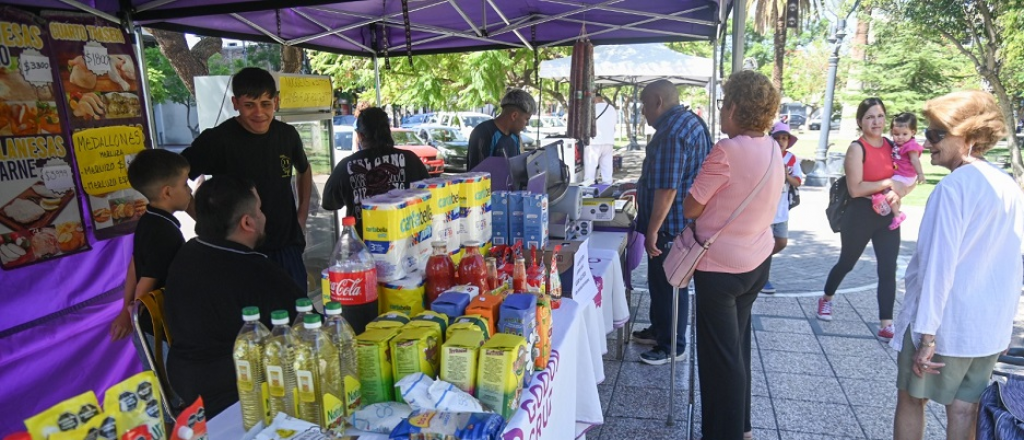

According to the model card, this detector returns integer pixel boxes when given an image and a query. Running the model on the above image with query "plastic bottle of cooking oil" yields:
[292,298,318,333]
[292,314,344,430]
[262,309,296,421]
[323,301,361,416]
[233,306,270,431]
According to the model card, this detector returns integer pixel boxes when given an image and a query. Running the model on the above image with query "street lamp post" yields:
[805,20,847,187]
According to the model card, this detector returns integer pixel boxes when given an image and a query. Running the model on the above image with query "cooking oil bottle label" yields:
[323,392,344,430]
[266,365,285,397]
[235,360,253,391]
[343,375,362,416]
[296,370,316,403]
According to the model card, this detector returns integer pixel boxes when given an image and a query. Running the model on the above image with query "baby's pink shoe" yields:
[889,212,906,230]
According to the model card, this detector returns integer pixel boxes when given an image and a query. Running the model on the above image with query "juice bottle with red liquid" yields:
[527,246,546,294]
[485,257,500,292]
[425,240,456,303]
[458,241,489,295]
[512,257,528,293]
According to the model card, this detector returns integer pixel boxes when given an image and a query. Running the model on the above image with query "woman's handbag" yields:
[664,146,778,288]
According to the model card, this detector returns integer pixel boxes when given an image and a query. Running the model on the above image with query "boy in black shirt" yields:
[466,89,536,170]
[109,149,192,340]
[182,67,312,289]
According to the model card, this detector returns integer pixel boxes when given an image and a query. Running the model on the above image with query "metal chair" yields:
[130,288,182,418]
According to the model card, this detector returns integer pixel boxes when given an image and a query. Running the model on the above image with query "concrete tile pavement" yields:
[594,149,1024,439]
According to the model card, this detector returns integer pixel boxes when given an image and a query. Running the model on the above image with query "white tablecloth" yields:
[207,299,603,440]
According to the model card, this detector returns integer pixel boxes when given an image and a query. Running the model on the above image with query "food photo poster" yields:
[0,7,90,270]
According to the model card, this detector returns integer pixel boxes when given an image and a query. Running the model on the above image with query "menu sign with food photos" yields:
[44,11,152,241]
[0,7,90,270]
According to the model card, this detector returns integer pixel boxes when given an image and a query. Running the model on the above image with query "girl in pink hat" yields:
[761,121,804,294]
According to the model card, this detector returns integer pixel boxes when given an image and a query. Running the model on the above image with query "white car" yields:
[332,125,356,166]
[431,111,492,138]
[526,115,568,138]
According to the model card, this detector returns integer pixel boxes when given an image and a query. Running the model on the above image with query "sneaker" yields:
[631,327,656,345]
[872,193,892,216]
[816,297,834,321]
[639,347,686,366]
[761,280,776,294]
[878,324,895,342]
[889,212,906,230]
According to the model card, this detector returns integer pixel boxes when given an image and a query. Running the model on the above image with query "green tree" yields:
[873,0,1024,183]
[847,17,974,116]
[747,0,822,93]
[144,46,199,137]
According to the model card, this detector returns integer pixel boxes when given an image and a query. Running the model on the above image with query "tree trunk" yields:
[281,46,303,73]
[772,0,786,93]
[987,76,1024,184]
[839,6,871,139]
[148,29,222,97]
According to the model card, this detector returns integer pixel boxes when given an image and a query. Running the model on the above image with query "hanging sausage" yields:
[567,37,594,146]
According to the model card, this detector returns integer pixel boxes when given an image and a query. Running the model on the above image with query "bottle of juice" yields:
[292,314,344,429]
[534,292,553,370]
[549,245,563,309]
[323,302,361,417]
[458,241,488,294]
[292,298,318,333]
[425,241,456,303]
[263,310,296,421]
[233,306,270,431]
[512,257,527,293]
[527,246,546,294]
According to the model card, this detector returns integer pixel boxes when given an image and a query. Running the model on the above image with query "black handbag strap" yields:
[702,142,778,246]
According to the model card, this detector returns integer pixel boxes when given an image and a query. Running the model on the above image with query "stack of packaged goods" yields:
[412,177,461,264]
[492,190,548,250]
[451,173,492,256]
[385,188,434,273]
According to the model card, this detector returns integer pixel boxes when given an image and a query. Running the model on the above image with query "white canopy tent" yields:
[538,43,714,86]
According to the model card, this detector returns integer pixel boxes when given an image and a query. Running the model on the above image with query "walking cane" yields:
[686,287,696,439]
[667,286,679,426]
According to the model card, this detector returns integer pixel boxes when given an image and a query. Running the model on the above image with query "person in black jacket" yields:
[465,89,536,170]
[164,176,305,418]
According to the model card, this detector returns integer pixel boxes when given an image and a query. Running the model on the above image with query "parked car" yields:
[333,114,356,127]
[392,128,445,176]
[416,125,469,172]
[333,125,356,167]
[808,113,841,131]
[527,115,568,137]
[780,113,806,129]
[433,111,492,138]
[401,113,434,128]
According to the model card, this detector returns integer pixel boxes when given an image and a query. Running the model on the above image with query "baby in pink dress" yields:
[878,112,925,230]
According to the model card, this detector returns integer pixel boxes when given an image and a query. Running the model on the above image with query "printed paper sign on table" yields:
[0,8,91,270]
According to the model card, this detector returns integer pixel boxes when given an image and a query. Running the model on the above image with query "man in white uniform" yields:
[586,93,618,184]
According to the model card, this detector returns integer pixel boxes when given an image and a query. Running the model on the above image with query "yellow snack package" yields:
[24,390,102,440]
[47,412,119,440]
[407,311,449,344]
[441,330,486,395]
[378,275,426,316]
[103,371,166,440]
[475,334,529,419]
[444,321,487,342]
[356,327,402,404]
[391,326,442,382]
[365,311,411,332]
[451,315,491,340]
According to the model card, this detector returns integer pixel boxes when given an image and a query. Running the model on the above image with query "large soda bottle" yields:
[233,306,270,431]
[323,302,361,417]
[292,298,318,333]
[458,241,488,294]
[263,310,296,421]
[425,241,456,303]
[328,216,379,334]
[292,314,344,429]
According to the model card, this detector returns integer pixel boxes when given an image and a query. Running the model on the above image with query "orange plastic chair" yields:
[130,288,181,418]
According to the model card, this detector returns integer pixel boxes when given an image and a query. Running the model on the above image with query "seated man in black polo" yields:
[164,176,305,417]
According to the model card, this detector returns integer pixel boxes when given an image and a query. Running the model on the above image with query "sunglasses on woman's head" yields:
[925,128,948,145]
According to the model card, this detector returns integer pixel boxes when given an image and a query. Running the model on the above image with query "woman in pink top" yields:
[683,70,784,440]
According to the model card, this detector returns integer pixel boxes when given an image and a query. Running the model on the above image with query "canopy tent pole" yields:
[731,0,745,74]
[629,80,639,150]
[709,38,718,138]
[533,25,541,142]
[119,1,160,150]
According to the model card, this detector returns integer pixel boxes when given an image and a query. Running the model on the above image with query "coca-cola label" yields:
[329,269,378,305]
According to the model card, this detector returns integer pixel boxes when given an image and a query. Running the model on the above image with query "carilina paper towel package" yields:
[491,191,509,246]
[412,178,460,258]
[387,188,434,273]
[456,172,492,247]
[362,195,413,282]
[523,193,549,250]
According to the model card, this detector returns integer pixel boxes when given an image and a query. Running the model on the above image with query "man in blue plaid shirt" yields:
[633,80,713,365]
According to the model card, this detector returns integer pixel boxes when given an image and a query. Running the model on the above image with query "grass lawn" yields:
[789,129,1015,207]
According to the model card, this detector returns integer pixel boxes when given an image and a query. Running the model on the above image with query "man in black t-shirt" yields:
[182,67,312,289]
[165,176,304,418]
[322,107,429,235]
[466,89,537,170]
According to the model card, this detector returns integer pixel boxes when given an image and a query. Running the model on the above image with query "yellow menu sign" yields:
[72,126,146,196]
[278,74,332,110]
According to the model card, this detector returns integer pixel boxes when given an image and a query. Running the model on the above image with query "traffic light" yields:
[787,0,799,28]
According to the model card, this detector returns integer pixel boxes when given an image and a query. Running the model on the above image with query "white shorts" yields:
[892,174,917,186]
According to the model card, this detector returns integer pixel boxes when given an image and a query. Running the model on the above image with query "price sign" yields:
[19,54,51,83]
[277,74,332,110]
[42,161,75,192]
[83,45,110,74]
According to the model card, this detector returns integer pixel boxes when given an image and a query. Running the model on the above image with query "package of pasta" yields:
[388,410,505,440]
[102,371,166,440]
[46,412,119,440]
[24,390,103,439]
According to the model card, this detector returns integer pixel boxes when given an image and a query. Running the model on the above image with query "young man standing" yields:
[182,67,313,289]
[466,89,536,170]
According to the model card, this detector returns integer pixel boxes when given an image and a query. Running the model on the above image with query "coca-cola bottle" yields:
[458,241,488,295]
[425,241,456,303]
[327,216,378,333]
